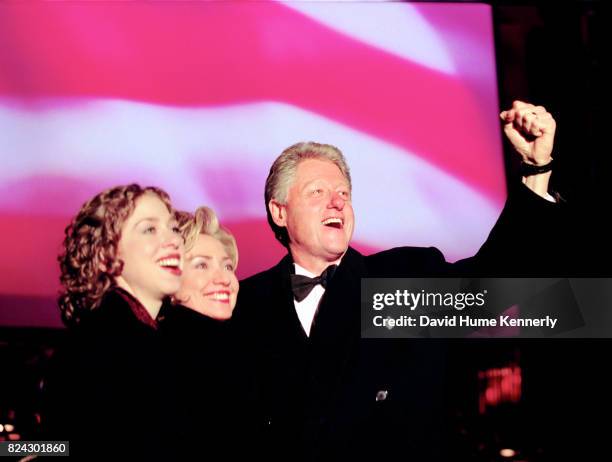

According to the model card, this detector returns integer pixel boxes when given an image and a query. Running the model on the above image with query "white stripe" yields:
[278,0,456,74]
[0,98,504,260]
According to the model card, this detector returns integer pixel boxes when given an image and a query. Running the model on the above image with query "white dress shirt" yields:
[293,259,351,336]
[293,263,326,337]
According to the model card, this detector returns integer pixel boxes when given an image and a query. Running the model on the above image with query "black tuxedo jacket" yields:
[233,184,570,461]
[43,289,182,460]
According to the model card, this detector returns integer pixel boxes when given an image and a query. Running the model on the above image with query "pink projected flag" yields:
[0,1,504,327]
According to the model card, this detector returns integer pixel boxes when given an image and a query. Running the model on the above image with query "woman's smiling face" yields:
[175,233,239,320]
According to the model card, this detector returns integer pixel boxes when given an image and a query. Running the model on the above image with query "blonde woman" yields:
[174,206,239,319]
[164,207,258,459]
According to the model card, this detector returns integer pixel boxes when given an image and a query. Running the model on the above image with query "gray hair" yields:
[265,142,352,247]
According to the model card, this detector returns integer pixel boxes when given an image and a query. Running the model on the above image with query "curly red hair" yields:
[58,184,172,327]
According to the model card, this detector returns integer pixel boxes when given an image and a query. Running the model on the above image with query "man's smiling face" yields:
[271,158,354,272]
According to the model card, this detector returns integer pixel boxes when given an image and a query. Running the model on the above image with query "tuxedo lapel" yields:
[310,247,366,343]
[307,248,367,415]
[272,254,309,343]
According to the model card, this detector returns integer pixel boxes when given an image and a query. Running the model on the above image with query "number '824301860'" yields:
[1,441,69,456]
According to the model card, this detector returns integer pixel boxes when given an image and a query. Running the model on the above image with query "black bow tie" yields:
[290,265,338,302]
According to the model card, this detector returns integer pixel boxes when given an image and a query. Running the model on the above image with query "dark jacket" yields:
[232,184,569,461]
[43,288,182,460]
[161,304,260,460]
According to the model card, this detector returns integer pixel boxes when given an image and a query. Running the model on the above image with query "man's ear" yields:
[269,200,287,227]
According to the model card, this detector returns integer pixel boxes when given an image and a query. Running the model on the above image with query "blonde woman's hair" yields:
[176,206,238,268]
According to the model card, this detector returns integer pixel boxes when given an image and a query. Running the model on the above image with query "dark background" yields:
[1,1,609,459]
[457,1,610,461]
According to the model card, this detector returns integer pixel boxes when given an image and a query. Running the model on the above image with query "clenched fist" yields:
[500,100,556,166]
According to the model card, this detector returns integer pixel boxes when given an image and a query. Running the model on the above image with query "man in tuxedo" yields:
[233,101,563,460]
